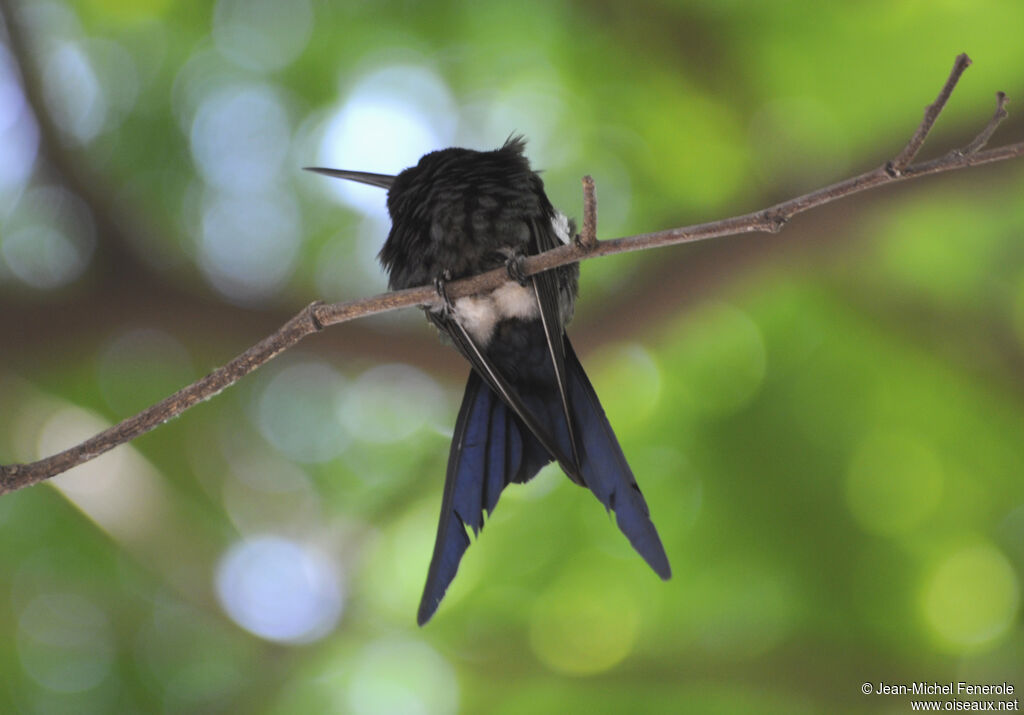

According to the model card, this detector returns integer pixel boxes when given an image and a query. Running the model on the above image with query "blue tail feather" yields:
[418,370,539,625]
[563,340,671,579]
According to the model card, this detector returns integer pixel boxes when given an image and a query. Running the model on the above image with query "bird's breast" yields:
[448,282,539,345]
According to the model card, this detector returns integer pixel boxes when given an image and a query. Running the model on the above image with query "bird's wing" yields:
[527,217,581,479]
[429,309,577,475]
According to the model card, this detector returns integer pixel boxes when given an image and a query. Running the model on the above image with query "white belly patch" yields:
[452,281,539,344]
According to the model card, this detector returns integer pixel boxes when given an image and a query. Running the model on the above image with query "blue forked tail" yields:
[417,339,670,625]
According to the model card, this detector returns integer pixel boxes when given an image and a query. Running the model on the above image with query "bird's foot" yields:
[433,270,454,315]
[505,252,529,286]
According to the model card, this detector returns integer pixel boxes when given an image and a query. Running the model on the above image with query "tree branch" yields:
[3,54,1024,495]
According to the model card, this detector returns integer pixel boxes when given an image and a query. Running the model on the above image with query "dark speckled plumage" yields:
[380,138,571,288]
[307,137,669,625]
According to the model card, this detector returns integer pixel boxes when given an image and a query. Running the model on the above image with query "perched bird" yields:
[308,137,670,624]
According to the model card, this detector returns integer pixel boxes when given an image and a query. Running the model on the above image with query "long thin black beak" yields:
[304,167,395,189]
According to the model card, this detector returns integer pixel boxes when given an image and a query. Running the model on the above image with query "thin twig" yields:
[962,91,1009,155]
[888,52,972,175]
[3,56,1024,494]
[578,175,598,249]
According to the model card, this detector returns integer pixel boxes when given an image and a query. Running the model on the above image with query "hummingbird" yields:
[308,137,670,624]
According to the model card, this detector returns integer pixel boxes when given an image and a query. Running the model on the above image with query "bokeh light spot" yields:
[2,185,95,289]
[221,458,320,534]
[190,83,291,193]
[588,343,662,430]
[0,45,27,135]
[846,432,944,536]
[921,542,1020,652]
[317,65,456,217]
[216,535,343,644]
[467,78,573,166]
[345,638,458,715]
[198,189,301,303]
[529,571,640,675]
[42,41,106,143]
[874,197,1001,310]
[665,302,766,417]
[358,504,468,619]
[17,593,114,693]
[256,361,349,463]
[3,225,80,288]
[97,328,193,416]
[38,405,165,543]
[213,0,313,72]
[313,213,391,301]
[0,44,38,200]
[86,39,140,130]
[340,363,446,444]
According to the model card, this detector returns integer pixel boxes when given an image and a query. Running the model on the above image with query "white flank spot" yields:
[552,211,572,245]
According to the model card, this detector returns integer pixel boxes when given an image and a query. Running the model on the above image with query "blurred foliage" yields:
[2,0,1024,713]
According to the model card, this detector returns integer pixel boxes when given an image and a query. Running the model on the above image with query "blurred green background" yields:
[2,0,1024,712]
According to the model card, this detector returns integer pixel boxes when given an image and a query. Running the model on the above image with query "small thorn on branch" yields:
[762,210,788,233]
[0,464,22,490]
[308,301,326,331]
[578,174,598,249]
